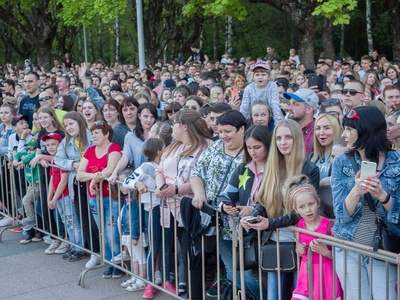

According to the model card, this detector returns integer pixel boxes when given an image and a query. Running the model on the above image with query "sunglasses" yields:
[39,96,52,101]
[346,109,360,120]
[341,89,362,96]
[27,146,36,151]
[93,121,105,126]
[183,105,198,110]
[321,99,340,107]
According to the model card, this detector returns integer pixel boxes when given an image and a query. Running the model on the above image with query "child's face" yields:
[253,70,269,88]
[45,139,60,155]
[330,145,347,164]
[27,145,35,154]
[14,120,28,134]
[294,193,319,222]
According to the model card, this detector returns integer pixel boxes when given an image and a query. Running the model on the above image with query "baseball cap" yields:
[41,132,63,143]
[11,115,29,126]
[110,85,122,92]
[26,139,37,148]
[252,61,270,71]
[24,59,31,64]
[283,89,319,110]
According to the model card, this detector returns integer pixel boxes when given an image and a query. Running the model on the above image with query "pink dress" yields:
[292,217,343,300]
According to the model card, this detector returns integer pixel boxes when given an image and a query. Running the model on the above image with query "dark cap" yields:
[12,115,29,126]
[110,85,122,92]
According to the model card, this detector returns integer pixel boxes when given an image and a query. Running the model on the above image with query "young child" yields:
[288,175,343,300]
[121,138,164,292]
[240,61,281,125]
[45,132,85,261]
[14,139,40,232]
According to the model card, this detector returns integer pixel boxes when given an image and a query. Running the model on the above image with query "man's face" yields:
[342,82,364,109]
[24,74,39,95]
[188,67,196,76]
[333,62,342,71]
[56,76,69,91]
[92,77,100,88]
[209,111,224,134]
[361,59,371,71]
[3,83,12,93]
[341,65,350,74]
[126,78,135,90]
[202,79,214,89]
[383,89,400,112]
[267,47,273,54]
[153,69,161,78]
[40,76,47,85]
[161,72,171,82]
[287,100,308,123]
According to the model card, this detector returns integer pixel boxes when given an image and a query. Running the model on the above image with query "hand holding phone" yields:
[360,161,377,178]
[245,216,260,224]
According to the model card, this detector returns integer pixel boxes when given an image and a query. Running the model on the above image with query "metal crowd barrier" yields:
[2,158,400,300]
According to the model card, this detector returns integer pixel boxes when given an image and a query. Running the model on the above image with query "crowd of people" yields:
[0,45,400,300]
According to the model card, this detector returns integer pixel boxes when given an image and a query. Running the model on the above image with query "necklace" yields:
[319,153,331,164]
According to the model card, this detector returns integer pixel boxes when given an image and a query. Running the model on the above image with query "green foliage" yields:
[183,0,247,21]
[57,0,127,26]
[313,0,358,25]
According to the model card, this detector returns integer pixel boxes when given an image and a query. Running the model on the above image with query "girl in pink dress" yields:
[289,176,343,300]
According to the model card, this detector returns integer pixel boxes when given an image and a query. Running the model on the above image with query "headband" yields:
[290,186,317,205]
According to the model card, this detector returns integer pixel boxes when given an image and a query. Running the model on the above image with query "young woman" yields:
[160,88,172,103]
[184,95,203,111]
[210,84,225,103]
[54,112,100,268]
[57,95,75,111]
[386,110,400,151]
[77,122,122,278]
[82,99,101,129]
[219,125,272,299]
[73,97,85,115]
[310,113,342,180]
[162,102,181,122]
[196,86,211,103]
[241,119,319,300]
[0,103,16,155]
[101,99,120,128]
[325,68,338,88]
[363,69,380,97]
[331,106,400,299]
[386,66,399,85]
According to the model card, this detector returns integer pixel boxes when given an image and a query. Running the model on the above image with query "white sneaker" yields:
[121,276,136,288]
[43,235,52,245]
[54,241,70,254]
[45,240,61,255]
[155,270,162,285]
[113,251,130,263]
[0,217,12,227]
[85,254,101,269]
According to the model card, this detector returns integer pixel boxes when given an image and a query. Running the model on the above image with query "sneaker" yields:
[8,227,22,233]
[67,251,86,262]
[121,276,136,288]
[112,267,123,279]
[63,250,75,260]
[85,254,101,269]
[20,235,33,244]
[0,217,12,226]
[43,235,52,245]
[154,270,162,285]
[162,282,176,295]
[102,266,114,279]
[126,279,146,292]
[21,217,35,231]
[44,239,61,255]
[143,285,156,299]
[113,251,130,263]
[32,232,44,242]
[206,287,218,298]
[54,241,70,254]
[178,282,186,294]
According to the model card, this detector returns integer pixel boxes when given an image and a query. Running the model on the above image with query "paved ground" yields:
[0,228,176,300]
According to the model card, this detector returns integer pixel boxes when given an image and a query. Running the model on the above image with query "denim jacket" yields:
[331,151,400,241]
[54,129,93,201]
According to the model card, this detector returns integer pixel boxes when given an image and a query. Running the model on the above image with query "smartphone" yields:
[231,86,239,100]
[308,73,319,88]
[360,161,377,178]
[159,183,168,191]
[224,201,236,208]
[246,216,260,224]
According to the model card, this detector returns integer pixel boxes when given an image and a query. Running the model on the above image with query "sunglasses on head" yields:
[321,99,340,107]
[346,109,360,120]
[39,96,52,101]
[93,121,105,126]
[183,105,198,110]
[341,89,362,96]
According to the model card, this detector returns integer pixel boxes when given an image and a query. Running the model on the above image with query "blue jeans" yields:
[335,248,397,300]
[57,195,83,253]
[145,205,172,282]
[89,197,121,261]
[219,237,265,299]
[267,271,296,300]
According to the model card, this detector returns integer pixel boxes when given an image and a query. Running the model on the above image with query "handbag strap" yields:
[348,154,377,212]
[216,147,243,199]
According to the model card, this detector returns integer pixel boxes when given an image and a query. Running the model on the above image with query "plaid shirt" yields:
[302,119,315,158]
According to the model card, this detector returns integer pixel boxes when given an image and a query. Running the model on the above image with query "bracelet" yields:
[381,193,391,204]
[175,185,179,195]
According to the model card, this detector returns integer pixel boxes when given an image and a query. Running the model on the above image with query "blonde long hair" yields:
[257,119,305,218]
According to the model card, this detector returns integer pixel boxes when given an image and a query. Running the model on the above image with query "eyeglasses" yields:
[183,105,198,111]
[93,121,105,126]
[321,99,340,107]
[39,96,52,101]
[341,89,363,96]
[194,73,201,76]
[27,146,36,151]
[346,109,360,120]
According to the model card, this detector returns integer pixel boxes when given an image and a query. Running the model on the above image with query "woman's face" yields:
[148,123,160,139]
[296,75,305,86]
[83,102,97,122]
[251,105,270,125]
[64,118,80,137]
[162,90,172,100]
[328,71,337,84]
[185,99,201,111]
[210,86,224,103]
[119,73,126,82]
[315,116,334,148]
[342,126,358,149]
[366,73,376,86]
[102,85,110,96]
[388,69,397,80]
[92,128,109,146]
[219,124,243,150]
[0,107,14,124]
[197,91,210,103]
[246,137,268,163]
[114,94,125,104]
[139,108,156,131]
[167,110,177,121]
[173,92,186,106]
[383,62,390,72]
[57,97,64,110]
[122,104,138,126]
[76,99,84,114]
[39,112,53,129]
[386,115,400,141]
[102,104,119,125]
[236,79,245,89]
[32,113,41,130]
[172,121,186,142]
[275,126,293,156]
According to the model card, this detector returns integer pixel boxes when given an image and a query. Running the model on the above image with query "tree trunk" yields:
[340,24,345,57]
[78,30,83,63]
[98,20,103,59]
[115,16,120,62]
[213,18,218,61]
[388,0,400,60]
[298,16,315,69]
[366,0,373,55]
[225,16,233,54]
[35,40,53,69]
[322,18,335,58]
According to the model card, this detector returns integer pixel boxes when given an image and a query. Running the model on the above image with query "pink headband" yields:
[290,187,317,205]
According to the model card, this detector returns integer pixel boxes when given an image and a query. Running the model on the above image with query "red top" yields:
[50,160,69,199]
[84,143,122,198]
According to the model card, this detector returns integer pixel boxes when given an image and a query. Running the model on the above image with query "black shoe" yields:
[62,250,75,260]
[112,267,123,279]
[67,251,86,262]
[102,266,114,279]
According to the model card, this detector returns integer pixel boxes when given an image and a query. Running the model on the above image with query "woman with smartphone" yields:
[241,119,319,300]
[219,125,272,299]
[331,106,400,299]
